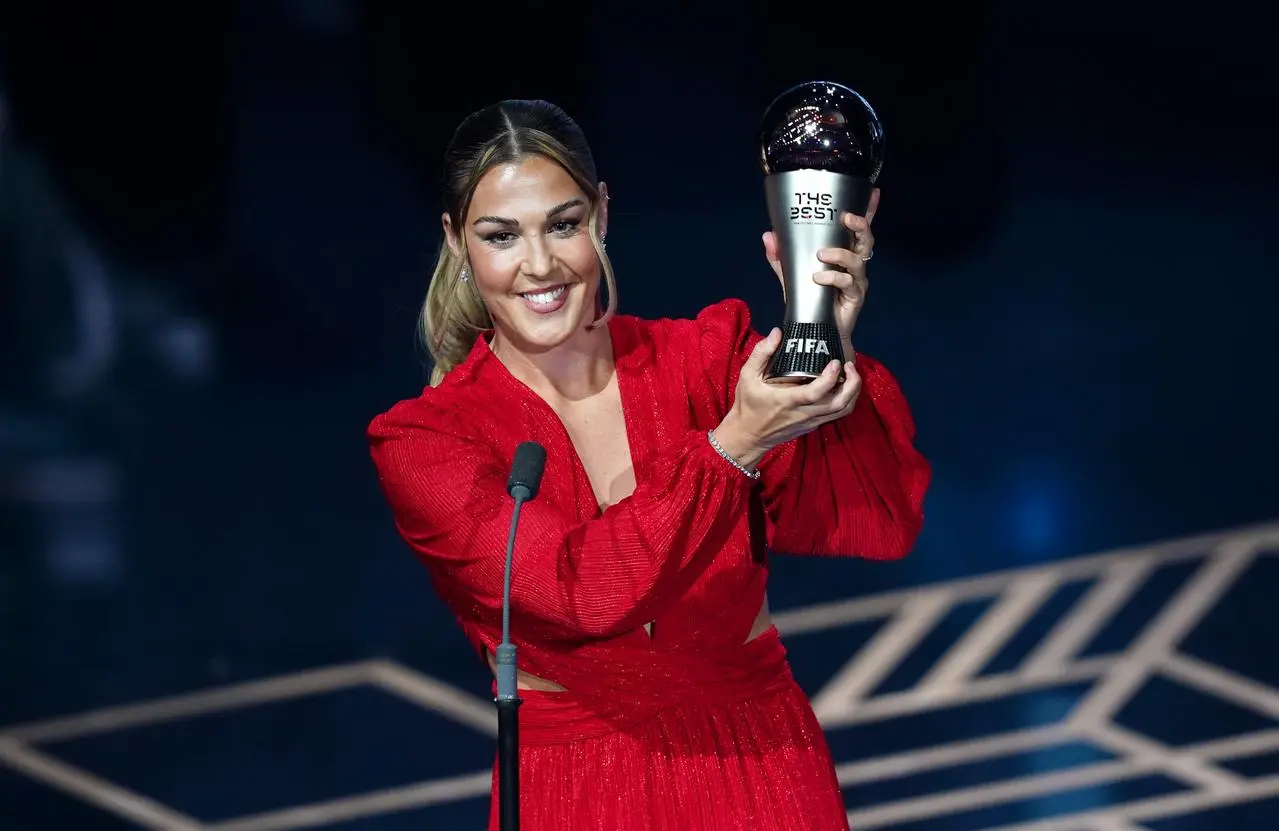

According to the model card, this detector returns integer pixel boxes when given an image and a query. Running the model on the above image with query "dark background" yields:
[2,1,1275,828]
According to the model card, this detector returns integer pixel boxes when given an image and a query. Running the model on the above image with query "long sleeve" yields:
[368,406,756,642]
[695,298,931,560]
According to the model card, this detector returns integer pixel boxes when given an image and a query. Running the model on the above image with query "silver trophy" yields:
[759,81,884,383]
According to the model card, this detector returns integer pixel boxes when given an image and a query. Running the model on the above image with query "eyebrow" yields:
[472,198,586,227]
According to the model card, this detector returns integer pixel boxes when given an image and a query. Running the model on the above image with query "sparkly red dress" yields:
[368,298,931,830]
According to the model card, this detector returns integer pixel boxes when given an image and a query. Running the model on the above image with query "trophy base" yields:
[765,321,846,384]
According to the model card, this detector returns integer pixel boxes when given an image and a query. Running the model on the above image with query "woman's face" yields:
[445,155,607,356]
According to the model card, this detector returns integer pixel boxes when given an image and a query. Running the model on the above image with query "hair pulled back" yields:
[420,100,615,385]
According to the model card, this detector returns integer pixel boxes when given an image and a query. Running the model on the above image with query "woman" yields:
[368,99,931,830]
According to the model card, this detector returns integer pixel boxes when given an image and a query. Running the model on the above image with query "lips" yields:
[520,285,567,302]
[519,284,570,314]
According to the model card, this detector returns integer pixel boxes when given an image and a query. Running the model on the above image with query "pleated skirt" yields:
[486,678,850,830]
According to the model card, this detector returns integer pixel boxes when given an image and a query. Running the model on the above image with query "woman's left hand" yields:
[762,188,880,348]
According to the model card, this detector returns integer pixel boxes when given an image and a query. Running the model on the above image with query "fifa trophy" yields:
[759,81,885,383]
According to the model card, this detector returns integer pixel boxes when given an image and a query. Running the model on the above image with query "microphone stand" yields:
[495,493,525,831]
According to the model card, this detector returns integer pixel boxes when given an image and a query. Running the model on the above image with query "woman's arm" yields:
[696,298,931,559]
[368,405,757,642]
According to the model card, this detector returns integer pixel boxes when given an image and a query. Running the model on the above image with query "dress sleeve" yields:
[695,298,932,560]
[368,406,756,642]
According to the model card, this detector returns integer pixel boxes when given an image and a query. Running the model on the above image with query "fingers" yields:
[825,362,863,415]
[812,267,867,293]
[761,230,779,262]
[766,206,877,277]
[830,212,875,262]
[850,223,875,262]
[742,327,782,377]
[812,265,869,311]
[812,215,874,276]
[738,352,859,448]
[842,211,872,234]
[790,360,861,414]
[793,360,844,404]
[842,212,876,261]
[761,231,783,282]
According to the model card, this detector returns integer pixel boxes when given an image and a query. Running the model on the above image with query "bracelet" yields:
[707,429,762,480]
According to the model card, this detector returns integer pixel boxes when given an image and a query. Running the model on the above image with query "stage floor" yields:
[4,522,1277,830]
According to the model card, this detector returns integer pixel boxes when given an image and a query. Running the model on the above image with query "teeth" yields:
[524,286,566,305]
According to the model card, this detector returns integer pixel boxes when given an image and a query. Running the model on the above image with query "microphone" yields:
[505,441,547,503]
[498,440,547,698]
[497,440,546,831]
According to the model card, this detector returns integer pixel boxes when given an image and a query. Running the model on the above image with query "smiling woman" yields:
[420,101,616,389]
[367,99,932,830]
[446,158,608,360]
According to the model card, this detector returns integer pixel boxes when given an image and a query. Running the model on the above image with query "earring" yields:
[600,235,607,252]
[459,267,470,282]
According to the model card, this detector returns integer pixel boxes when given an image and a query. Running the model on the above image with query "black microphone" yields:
[500,441,547,689]
[505,441,547,505]
[497,441,545,831]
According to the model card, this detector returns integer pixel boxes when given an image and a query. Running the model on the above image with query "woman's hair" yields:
[421,99,616,386]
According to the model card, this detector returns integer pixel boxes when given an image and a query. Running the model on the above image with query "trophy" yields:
[759,81,884,383]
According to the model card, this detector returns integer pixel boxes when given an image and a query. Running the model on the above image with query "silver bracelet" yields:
[707,430,761,480]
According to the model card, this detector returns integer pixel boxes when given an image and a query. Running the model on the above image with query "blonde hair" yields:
[421,101,617,386]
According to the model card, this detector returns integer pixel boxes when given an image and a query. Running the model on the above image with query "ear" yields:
[442,212,461,257]
[597,181,610,239]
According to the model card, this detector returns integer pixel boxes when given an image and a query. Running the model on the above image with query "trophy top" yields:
[758,81,884,180]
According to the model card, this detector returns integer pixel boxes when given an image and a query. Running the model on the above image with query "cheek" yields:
[469,250,521,291]
[559,237,602,277]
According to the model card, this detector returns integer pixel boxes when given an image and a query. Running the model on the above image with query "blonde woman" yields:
[368,98,931,830]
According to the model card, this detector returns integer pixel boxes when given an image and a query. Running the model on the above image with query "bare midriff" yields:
[488,597,773,692]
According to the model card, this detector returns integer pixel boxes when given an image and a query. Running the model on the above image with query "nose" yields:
[521,238,555,280]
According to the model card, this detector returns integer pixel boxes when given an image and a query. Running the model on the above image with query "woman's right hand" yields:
[711,328,862,470]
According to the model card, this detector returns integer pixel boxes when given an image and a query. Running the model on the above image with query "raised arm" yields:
[368,406,757,642]
[697,298,931,560]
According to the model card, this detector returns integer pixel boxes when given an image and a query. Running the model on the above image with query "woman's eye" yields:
[483,219,579,246]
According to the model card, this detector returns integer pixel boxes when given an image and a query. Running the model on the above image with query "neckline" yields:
[464,317,658,646]
[467,317,641,519]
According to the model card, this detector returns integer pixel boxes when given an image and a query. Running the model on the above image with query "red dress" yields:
[368,298,931,830]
